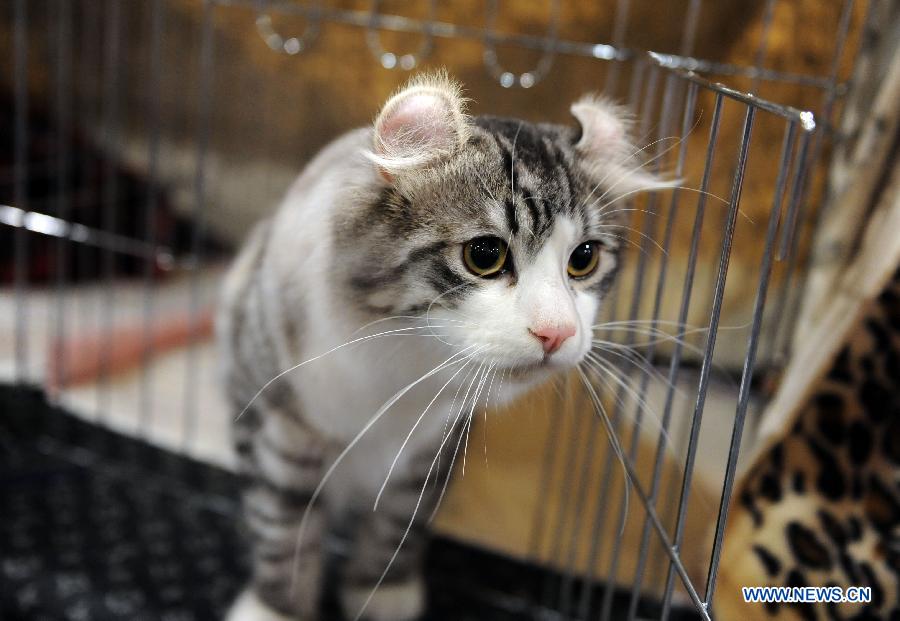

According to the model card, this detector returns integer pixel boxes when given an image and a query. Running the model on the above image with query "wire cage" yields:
[0,1,878,620]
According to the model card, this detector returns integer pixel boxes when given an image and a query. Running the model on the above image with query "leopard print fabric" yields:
[714,268,900,621]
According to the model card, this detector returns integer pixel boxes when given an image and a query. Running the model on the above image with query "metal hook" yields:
[255,0,320,55]
[366,0,436,70]
[483,0,560,88]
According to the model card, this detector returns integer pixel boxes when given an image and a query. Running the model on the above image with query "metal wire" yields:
[13,0,29,383]
[97,0,123,420]
[569,58,661,620]
[482,0,560,88]
[0,2,869,620]
[367,0,435,70]
[182,0,217,450]
[658,91,726,621]
[256,0,321,55]
[679,0,702,57]
[599,65,669,621]
[50,0,73,432]
[0,205,175,265]
[769,0,860,367]
[750,0,778,93]
[139,0,166,435]
[221,0,847,92]
[625,80,699,621]
[670,101,758,615]
[703,118,802,608]
[603,0,632,94]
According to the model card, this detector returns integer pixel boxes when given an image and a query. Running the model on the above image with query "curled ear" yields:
[367,72,470,179]
[571,94,677,196]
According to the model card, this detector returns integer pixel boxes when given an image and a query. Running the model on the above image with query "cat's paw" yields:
[226,589,300,621]
[340,577,425,621]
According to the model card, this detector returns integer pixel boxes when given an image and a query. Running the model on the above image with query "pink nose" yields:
[529,325,576,355]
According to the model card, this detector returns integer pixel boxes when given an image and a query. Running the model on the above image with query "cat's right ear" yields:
[368,72,470,181]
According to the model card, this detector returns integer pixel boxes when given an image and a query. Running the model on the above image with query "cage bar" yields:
[182,0,217,449]
[703,117,801,608]
[625,79,699,621]
[13,0,29,383]
[0,2,873,620]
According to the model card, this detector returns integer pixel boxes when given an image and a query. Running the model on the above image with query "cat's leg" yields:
[339,452,445,621]
[232,407,329,620]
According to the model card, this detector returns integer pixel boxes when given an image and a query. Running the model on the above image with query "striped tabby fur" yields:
[218,73,669,621]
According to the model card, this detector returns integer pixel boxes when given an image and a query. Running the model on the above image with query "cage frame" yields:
[1,1,876,619]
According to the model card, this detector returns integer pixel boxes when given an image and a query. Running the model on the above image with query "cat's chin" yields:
[505,362,549,381]
[500,358,571,387]
[488,360,570,406]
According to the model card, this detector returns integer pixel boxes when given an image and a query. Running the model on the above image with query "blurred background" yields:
[1,1,893,620]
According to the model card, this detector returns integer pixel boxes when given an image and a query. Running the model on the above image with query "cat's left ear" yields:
[368,72,470,181]
[570,94,675,196]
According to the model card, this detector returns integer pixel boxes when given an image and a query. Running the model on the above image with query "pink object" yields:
[47,309,214,392]
[529,325,576,355]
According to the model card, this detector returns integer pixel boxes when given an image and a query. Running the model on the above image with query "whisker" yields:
[351,315,469,337]
[583,353,676,458]
[593,223,667,254]
[350,393,473,621]
[436,361,481,478]
[594,185,729,220]
[237,325,464,421]
[583,113,703,214]
[432,405,472,521]
[584,351,656,412]
[592,333,709,364]
[462,362,494,477]
[576,133,685,214]
[591,324,710,345]
[583,353,650,415]
[592,229,651,254]
[472,168,497,202]
[595,318,708,328]
[584,355,660,430]
[511,122,522,198]
[426,283,481,343]
[374,347,487,509]
[576,366,632,536]
[429,360,487,521]
[482,366,500,463]
[589,343,683,397]
[289,345,475,597]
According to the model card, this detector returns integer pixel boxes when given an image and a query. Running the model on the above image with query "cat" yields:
[217,72,670,621]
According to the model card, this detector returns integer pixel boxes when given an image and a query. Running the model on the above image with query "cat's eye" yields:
[463,236,508,277]
[568,241,601,279]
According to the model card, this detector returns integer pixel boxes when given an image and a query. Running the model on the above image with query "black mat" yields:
[0,384,699,621]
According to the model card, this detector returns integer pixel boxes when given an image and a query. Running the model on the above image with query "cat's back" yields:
[216,126,379,407]
[222,125,375,299]
[279,126,376,222]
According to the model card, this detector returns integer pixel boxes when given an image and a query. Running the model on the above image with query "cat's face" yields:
[340,74,668,387]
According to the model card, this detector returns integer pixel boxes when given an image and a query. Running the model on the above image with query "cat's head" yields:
[342,72,670,386]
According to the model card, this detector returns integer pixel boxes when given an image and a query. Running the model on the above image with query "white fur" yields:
[571,94,679,196]
[219,77,637,621]
[225,128,472,510]
[430,217,602,396]
[222,134,609,512]
[367,72,469,176]
[227,589,295,621]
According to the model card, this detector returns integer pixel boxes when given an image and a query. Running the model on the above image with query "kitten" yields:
[218,72,668,621]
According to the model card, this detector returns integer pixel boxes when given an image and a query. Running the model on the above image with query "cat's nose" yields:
[529,325,576,355]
